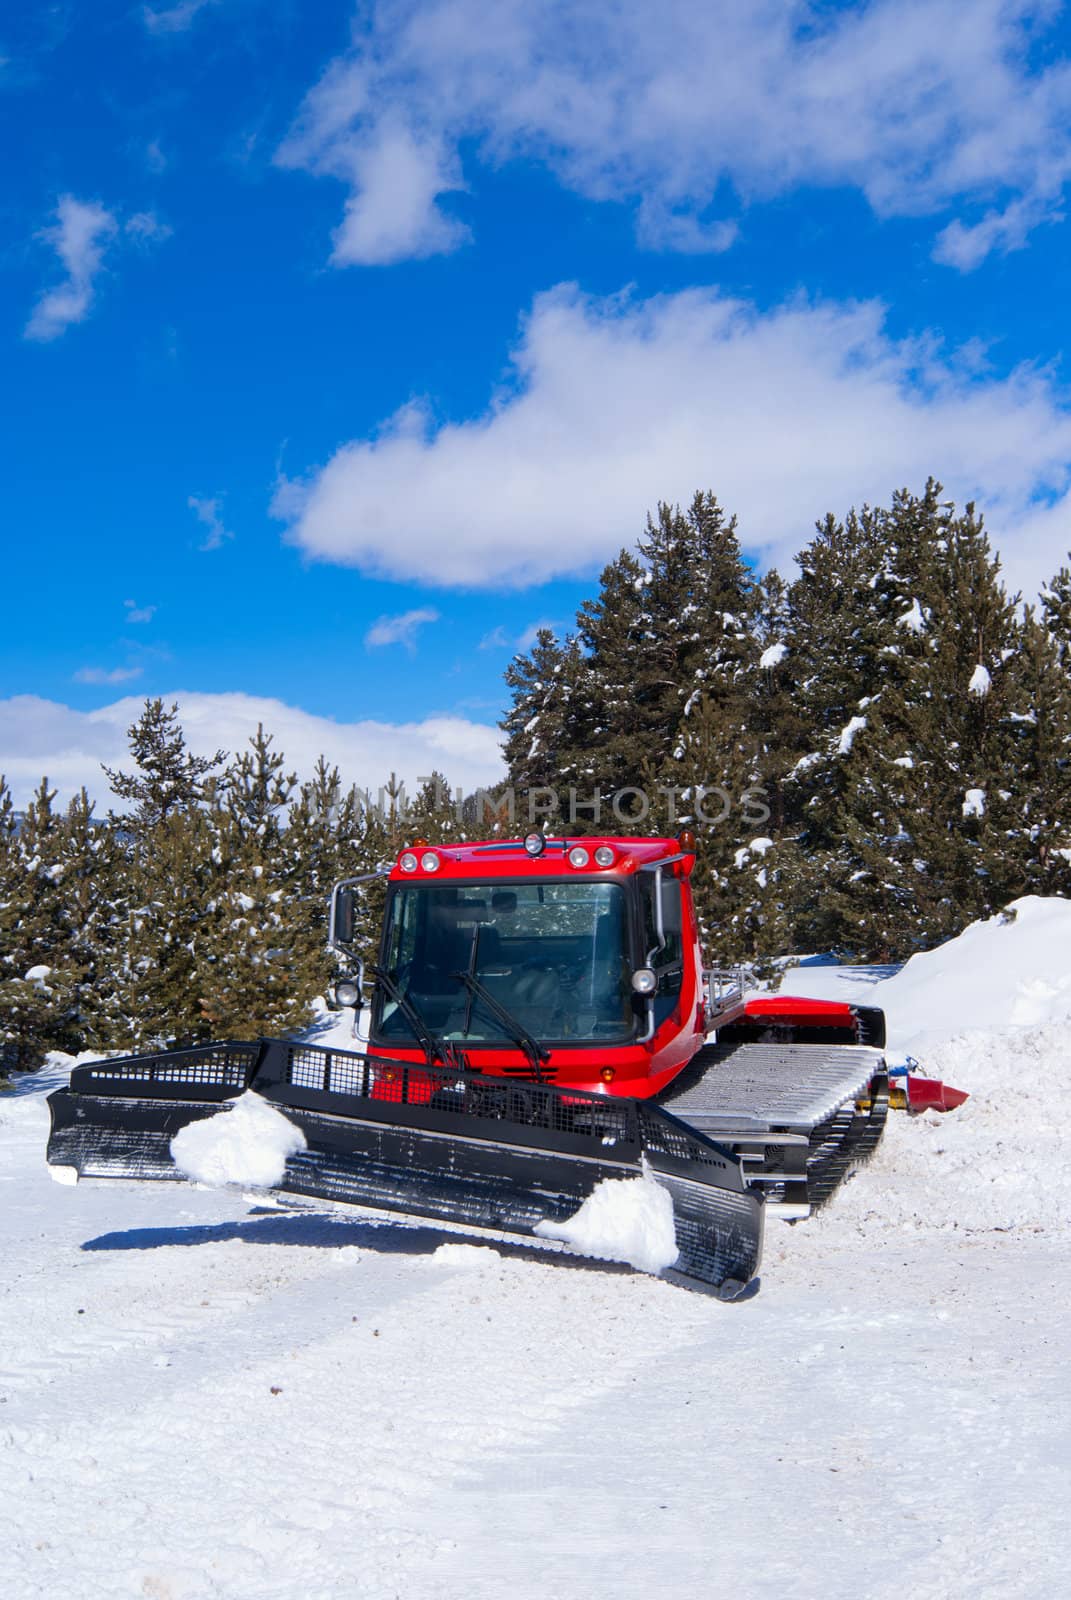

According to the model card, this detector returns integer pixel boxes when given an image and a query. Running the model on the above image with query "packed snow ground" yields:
[3,899,1069,1599]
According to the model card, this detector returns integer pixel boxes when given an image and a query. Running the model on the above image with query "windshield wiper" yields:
[370,964,446,1068]
[452,926,551,1083]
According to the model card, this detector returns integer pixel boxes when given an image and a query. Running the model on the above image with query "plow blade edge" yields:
[47,1038,763,1300]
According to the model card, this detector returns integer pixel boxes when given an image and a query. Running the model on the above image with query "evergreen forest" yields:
[3,480,1070,1069]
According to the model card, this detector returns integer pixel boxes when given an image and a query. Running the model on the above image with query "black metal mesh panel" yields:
[287,1046,369,1097]
[636,1105,735,1169]
[279,1042,635,1149]
[80,1043,258,1091]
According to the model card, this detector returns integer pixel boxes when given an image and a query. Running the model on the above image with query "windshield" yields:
[373,881,634,1046]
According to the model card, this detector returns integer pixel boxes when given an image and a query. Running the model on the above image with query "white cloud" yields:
[73,666,144,686]
[124,600,157,624]
[279,85,469,266]
[0,693,504,810]
[188,495,233,551]
[142,0,217,34]
[25,195,170,342]
[274,281,1071,593]
[635,202,739,256]
[125,210,172,246]
[279,1,1071,269]
[331,123,468,267]
[364,607,441,650]
[25,197,117,342]
[479,619,559,650]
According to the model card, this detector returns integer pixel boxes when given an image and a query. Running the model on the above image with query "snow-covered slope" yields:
[775,894,1071,1056]
[2,901,1069,1599]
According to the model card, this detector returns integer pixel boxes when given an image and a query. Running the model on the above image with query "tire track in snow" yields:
[4,1211,711,1600]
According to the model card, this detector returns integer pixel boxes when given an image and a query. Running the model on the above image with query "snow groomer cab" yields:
[354,833,709,1098]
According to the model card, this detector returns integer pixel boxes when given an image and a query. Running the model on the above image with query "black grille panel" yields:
[73,1043,259,1096]
[273,1040,634,1149]
[497,1063,560,1082]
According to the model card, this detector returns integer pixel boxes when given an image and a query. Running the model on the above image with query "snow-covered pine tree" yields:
[576,494,761,818]
[502,630,590,802]
[283,757,364,997]
[0,778,81,1067]
[53,786,126,1052]
[320,771,436,973]
[103,700,223,1049]
[771,502,897,955]
[103,698,224,832]
[1041,554,1071,668]
[787,488,1026,956]
[867,497,1023,948]
[1002,605,1071,896]
[500,491,770,942]
[572,544,650,805]
[196,726,312,1038]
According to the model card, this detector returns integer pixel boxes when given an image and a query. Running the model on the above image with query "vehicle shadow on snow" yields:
[79,1208,640,1281]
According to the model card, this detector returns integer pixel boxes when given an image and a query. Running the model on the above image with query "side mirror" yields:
[334,887,356,946]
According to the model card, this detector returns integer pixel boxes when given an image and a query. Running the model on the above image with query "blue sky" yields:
[4,0,1071,804]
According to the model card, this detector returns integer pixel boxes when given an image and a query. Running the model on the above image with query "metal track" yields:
[659,1040,889,1209]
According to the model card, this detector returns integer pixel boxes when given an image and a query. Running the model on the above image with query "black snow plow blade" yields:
[46,1039,763,1300]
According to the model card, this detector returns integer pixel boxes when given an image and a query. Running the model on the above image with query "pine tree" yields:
[196,726,312,1038]
[781,492,950,955]
[503,493,765,868]
[51,786,126,1052]
[1002,606,1071,896]
[103,702,222,1049]
[103,698,224,832]
[1041,555,1071,669]
[782,487,1027,957]
[502,630,591,804]
[0,778,81,1067]
[574,493,761,812]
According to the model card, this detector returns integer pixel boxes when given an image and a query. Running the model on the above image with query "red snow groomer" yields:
[45,834,959,1299]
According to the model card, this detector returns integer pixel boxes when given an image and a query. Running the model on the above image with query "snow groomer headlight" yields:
[420,850,441,872]
[335,978,361,1007]
[524,831,546,857]
[399,851,419,872]
[593,845,615,866]
[567,845,590,867]
[631,967,657,995]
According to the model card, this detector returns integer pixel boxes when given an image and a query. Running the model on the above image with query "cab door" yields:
[641,871,686,1031]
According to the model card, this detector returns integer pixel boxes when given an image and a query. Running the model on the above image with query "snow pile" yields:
[968,662,992,696]
[774,896,1071,1063]
[876,895,1071,1059]
[774,896,1071,1239]
[170,1092,306,1189]
[822,1014,1071,1238]
[535,1172,678,1273]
